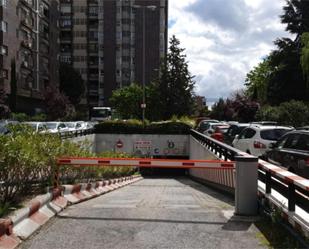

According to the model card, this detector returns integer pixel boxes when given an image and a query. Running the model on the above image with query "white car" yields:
[23,122,48,133]
[45,122,70,134]
[64,122,85,132]
[232,125,294,157]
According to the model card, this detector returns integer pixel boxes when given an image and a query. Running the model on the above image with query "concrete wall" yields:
[189,136,219,160]
[95,134,189,157]
[68,134,96,153]
[189,136,235,195]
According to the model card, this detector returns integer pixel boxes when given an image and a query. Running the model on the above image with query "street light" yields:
[132,5,157,127]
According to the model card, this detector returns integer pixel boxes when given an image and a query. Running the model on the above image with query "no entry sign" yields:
[116,139,123,148]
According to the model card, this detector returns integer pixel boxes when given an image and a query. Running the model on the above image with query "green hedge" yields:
[94,120,193,134]
[256,100,309,127]
[0,124,135,213]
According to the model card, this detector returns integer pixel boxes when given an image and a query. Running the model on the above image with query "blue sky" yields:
[168,0,290,100]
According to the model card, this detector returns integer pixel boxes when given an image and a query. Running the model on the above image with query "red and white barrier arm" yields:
[57,157,235,170]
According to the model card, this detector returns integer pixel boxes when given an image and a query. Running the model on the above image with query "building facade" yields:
[0,0,59,114]
[59,0,168,107]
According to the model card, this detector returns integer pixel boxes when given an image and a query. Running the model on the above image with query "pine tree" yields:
[157,35,195,120]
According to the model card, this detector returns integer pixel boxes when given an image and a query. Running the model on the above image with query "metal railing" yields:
[190,129,309,226]
[190,129,242,161]
[59,128,94,139]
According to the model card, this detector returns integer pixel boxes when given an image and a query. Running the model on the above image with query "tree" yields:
[211,98,228,120]
[245,58,271,104]
[265,0,309,104]
[43,85,75,120]
[110,84,143,119]
[156,35,195,120]
[300,32,309,86]
[230,91,260,122]
[210,91,260,122]
[59,63,85,106]
[281,0,309,38]
[266,38,307,104]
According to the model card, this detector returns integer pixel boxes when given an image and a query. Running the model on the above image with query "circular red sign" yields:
[116,140,123,148]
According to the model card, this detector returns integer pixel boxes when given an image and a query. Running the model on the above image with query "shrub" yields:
[256,100,309,127]
[256,106,281,123]
[94,120,193,134]
[0,124,135,210]
[11,112,30,122]
[277,100,309,127]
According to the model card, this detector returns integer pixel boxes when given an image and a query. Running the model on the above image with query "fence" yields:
[190,129,309,236]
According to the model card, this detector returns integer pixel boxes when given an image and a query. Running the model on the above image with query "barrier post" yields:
[235,156,258,216]
[288,183,296,212]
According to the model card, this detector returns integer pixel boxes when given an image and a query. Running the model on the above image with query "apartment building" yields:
[0,0,59,114]
[59,0,168,107]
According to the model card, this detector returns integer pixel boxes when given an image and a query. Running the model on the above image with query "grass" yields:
[254,215,307,249]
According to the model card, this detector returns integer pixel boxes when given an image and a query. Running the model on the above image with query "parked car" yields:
[251,121,278,126]
[224,123,250,145]
[203,122,228,136]
[262,130,309,178]
[64,121,87,132]
[45,122,69,134]
[196,119,219,133]
[0,120,19,134]
[232,125,293,157]
[23,122,48,133]
[210,125,230,142]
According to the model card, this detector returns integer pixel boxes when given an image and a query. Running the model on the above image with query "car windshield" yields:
[46,123,58,129]
[260,129,292,141]
[65,123,75,128]
[92,109,111,118]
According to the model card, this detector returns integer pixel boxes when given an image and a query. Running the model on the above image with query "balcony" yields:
[21,0,35,8]
[21,60,33,71]
[88,74,99,80]
[21,18,33,29]
[88,89,99,96]
[21,40,33,50]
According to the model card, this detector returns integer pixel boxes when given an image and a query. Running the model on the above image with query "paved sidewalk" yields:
[20,178,266,249]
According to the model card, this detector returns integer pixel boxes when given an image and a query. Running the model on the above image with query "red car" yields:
[211,125,230,142]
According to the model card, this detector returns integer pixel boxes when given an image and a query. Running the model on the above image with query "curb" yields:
[0,175,142,249]
[0,218,20,249]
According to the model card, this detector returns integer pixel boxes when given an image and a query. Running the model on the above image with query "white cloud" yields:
[168,0,290,102]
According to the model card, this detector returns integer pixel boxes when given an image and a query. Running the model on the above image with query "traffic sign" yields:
[116,139,123,148]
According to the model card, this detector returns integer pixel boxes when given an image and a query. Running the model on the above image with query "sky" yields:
[168,0,290,101]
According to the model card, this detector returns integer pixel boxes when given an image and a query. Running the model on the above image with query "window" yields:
[0,45,8,55]
[1,21,8,32]
[122,31,130,37]
[60,5,71,14]
[260,129,292,141]
[60,55,72,63]
[283,134,301,149]
[88,6,98,16]
[1,69,8,79]
[0,0,7,8]
[294,134,309,151]
[239,128,256,139]
[60,19,71,27]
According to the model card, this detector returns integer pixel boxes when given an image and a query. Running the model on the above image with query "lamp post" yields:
[132,5,156,127]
